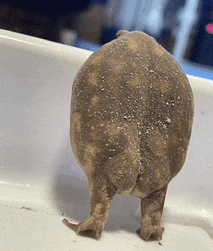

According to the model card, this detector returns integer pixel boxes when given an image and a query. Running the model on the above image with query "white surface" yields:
[0,29,213,250]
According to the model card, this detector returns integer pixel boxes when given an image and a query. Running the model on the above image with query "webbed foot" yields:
[137,225,164,240]
[63,218,102,239]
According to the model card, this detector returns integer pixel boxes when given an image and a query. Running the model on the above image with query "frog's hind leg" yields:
[138,185,168,240]
[63,174,117,239]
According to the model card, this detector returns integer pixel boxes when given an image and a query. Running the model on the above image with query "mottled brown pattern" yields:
[154,45,165,57]
[128,37,140,52]
[64,30,194,241]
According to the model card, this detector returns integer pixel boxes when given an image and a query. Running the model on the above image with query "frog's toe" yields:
[62,218,81,232]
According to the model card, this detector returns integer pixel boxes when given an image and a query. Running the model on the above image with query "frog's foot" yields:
[137,225,164,240]
[63,217,104,239]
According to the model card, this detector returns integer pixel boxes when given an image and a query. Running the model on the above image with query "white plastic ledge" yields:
[0,29,213,251]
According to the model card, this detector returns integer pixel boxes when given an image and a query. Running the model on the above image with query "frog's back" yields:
[71,31,193,194]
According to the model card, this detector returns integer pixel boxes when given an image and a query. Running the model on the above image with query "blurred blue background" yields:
[1,0,213,80]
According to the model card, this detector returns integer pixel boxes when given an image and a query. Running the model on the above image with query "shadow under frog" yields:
[63,30,194,241]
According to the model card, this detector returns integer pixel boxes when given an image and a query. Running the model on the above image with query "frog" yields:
[63,30,194,241]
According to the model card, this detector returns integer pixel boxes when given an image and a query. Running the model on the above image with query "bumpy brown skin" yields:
[63,30,194,240]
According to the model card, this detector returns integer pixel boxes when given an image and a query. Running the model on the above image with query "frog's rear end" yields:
[65,30,194,240]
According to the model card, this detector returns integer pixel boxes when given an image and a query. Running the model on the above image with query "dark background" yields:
[1,0,213,69]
